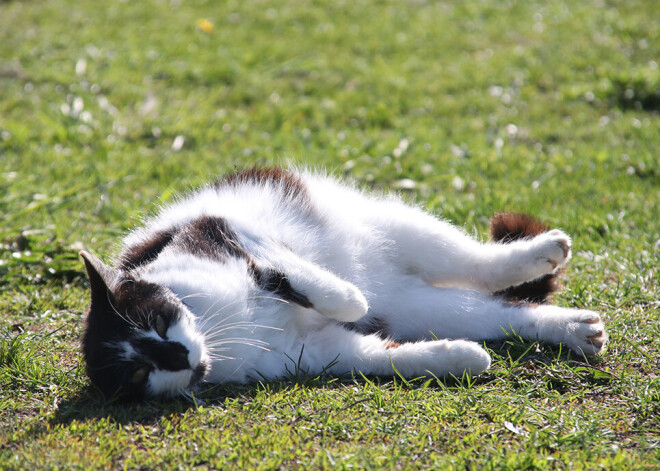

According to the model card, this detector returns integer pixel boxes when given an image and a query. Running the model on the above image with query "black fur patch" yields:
[189,361,209,390]
[490,212,560,303]
[343,316,390,339]
[218,167,309,200]
[132,337,191,371]
[119,229,177,271]
[173,215,248,261]
[172,215,313,309]
[255,268,313,308]
[490,212,549,241]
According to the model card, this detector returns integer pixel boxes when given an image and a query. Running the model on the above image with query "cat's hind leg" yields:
[365,202,570,292]
[369,280,607,356]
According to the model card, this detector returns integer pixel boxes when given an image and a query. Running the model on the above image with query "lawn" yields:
[1,0,659,468]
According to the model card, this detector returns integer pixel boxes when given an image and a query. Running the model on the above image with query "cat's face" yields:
[81,251,209,401]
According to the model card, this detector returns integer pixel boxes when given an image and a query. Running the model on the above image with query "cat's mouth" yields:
[187,360,209,390]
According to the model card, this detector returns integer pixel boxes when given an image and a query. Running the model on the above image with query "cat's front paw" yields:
[441,340,492,377]
[312,281,369,322]
[420,340,491,378]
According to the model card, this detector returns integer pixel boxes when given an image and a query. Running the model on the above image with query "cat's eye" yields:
[130,366,149,384]
[155,315,167,338]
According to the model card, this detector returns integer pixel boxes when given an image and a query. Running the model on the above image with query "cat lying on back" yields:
[81,168,607,401]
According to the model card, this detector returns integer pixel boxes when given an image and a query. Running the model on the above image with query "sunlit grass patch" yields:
[1,0,659,468]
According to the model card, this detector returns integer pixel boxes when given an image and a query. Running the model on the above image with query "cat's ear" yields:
[80,251,122,309]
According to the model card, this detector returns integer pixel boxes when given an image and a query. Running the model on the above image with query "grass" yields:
[1,0,659,468]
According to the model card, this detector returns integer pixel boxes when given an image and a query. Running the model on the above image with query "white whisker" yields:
[179,292,210,301]
[206,336,270,345]
[202,322,282,339]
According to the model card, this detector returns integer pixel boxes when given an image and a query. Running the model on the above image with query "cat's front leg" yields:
[382,339,492,378]
[257,254,368,322]
[293,268,368,322]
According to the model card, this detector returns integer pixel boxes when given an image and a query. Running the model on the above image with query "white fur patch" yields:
[140,329,162,341]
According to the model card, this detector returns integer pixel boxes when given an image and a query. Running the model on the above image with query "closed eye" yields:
[155,315,167,338]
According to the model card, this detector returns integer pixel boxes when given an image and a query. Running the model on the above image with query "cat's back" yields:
[119,169,313,252]
[118,168,392,287]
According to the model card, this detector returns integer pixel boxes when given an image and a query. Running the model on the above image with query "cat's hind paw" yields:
[566,311,608,356]
[542,309,608,356]
[531,229,572,272]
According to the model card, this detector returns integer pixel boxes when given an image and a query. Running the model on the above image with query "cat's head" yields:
[80,251,209,401]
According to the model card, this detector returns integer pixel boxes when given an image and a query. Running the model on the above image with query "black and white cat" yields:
[81,168,607,400]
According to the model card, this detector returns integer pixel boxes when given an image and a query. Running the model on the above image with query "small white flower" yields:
[172,135,185,151]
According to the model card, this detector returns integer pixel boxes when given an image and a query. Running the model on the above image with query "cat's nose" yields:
[134,338,191,371]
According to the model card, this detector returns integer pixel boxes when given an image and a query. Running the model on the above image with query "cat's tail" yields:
[490,212,562,304]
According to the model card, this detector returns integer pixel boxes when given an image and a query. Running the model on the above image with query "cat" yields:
[81,167,607,401]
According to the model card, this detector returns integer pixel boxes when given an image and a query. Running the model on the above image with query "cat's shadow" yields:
[52,387,192,425]
[50,374,452,426]
[51,383,247,426]
[50,379,330,426]
[50,341,609,426]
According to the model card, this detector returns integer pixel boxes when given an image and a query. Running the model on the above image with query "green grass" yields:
[1,0,659,468]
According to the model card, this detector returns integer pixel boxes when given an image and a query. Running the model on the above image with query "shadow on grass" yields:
[48,339,611,427]
[485,338,613,395]
[49,373,467,427]
[51,386,200,426]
